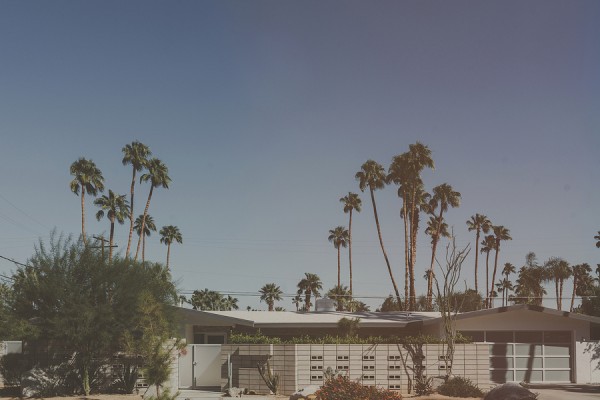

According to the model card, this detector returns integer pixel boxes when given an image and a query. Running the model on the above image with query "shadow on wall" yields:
[584,341,600,371]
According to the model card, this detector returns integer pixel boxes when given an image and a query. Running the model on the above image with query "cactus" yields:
[257,356,280,395]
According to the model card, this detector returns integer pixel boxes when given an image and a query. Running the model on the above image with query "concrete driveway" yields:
[527,384,600,400]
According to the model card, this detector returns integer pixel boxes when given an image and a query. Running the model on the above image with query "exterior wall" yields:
[575,341,600,384]
[220,343,489,395]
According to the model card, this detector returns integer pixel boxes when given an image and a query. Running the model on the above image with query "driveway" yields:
[527,384,600,400]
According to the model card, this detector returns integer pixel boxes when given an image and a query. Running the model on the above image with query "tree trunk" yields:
[427,211,444,309]
[142,233,146,263]
[402,200,410,309]
[570,276,577,312]
[489,242,501,309]
[125,168,136,258]
[409,193,419,310]
[135,186,154,261]
[485,252,490,308]
[558,278,563,311]
[369,187,401,305]
[555,279,560,310]
[81,187,87,245]
[474,229,480,294]
[109,217,115,262]
[166,243,171,269]
[348,210,353,294]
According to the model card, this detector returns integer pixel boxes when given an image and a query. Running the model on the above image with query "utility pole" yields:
[91,235,117,260]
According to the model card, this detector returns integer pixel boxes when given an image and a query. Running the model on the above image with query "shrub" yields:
[414,375,434,396]
[315,375,402,400]
[0,353,32,387]
[437,376,483,398]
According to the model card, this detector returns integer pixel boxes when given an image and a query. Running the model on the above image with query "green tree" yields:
[159,225,182,270]
[189,289,239,311]
[388,143,434,311]
[595,231,600,248]
[480,234,496,307]
[135,158,171,261]
[297,273,322,311]
[570,263,593,312]
[377,295,403,311]
[327,284,351,311]
[544,257,571,311]
[134,214,157,263]
[259,283,283,311]
[94,189,130,261]
[69,158,105,244]
[513,252,547,306]
[425,215,450,309]
[356,160,401,304]
[466,214,491,294]
[500,263,516,306]
[328,226,349,287]
[9,233,178,396]
[340,192,361,294]
[488,226,512,308]
[122,141,152,259]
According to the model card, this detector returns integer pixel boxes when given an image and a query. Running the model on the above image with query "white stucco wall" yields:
[575,341,600,384]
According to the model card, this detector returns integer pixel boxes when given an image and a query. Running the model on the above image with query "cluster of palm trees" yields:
[69,141,182,268]
[188,289,239,311]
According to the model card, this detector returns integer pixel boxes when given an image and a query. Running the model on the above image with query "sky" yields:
[0,1,598,311]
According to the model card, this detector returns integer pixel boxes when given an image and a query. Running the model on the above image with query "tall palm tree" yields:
[424,215,450,308]
[488,226,512,308]
[481,235,496,307]
[496,278,514,307]
[327,285,351,311]
[297,273,322,311]
[134,214,156,263]
[514,253,547,306]
[69,158,105,244]
[571,263,593,312]
[425,183,461,307]
[159,225,182,269]
[135,158,171,261]
[466,214,491,294]
[340,192,361,294]
[356,160,401,305]
[595,231,600,248]
[388,143,434,310]
[259,283,283,311]
[122,141,152,259]
[292,291,303,311]
[328,226,349,287]
[501,262,516,306]
[545,257,571,311]
[94,190,129,261]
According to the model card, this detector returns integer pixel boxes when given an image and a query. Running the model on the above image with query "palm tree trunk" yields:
[268,301,274,312]
[166,243,171,269]
[305,290,311,311]
[409,196,419,310]
[109,217,115,262]
[402,201,410,309]
[348,210,353,294]
[570,276,577,312]
[337,246,341,287]
[81,187,87,244]
[427,212,444,309]
[369,187,401,305]
[558,279,563,310]
[135,186,154,261]
[489,243,500,309]
[125,168,136,258]
[474,230,480,294]
[485,252,490,308]
[142,233,146,263]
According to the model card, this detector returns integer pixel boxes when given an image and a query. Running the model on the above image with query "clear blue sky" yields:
[0,1,598,310]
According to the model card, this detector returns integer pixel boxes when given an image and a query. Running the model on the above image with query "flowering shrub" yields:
[315,376,402,400]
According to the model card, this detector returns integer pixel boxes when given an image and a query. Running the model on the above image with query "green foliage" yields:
[414,375,434,396]
[189,289,239,310]
[0,353,32,387]
[337,317,360,337]
[437,376,483,398]
[378,295,404,311]
[577,284,600,317]
[315,375,402,400]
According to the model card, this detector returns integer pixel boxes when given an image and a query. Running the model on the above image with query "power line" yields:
[0,254,30,268]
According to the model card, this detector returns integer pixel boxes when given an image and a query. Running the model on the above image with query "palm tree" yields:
[134,214,157,263]
[69,158,105,244]
[222,295,239,311]
[545,257,571,310]
[388,143,434,310]
[292,291,303,311]
[514,252,547,306]
[488,226,512,308]
[327,285,351,311]
[94,190,129,261]
[356,160,401,305]
[297,273,322,311]
[424,215,450,308]
[259,283,283,311]
[328,226,349,287]
[340,192,361,294]
[595,231,600,248]
[159,225,182,269]
[481,235,496,307]
[425,183,461,307]
[496,278,514,307]
[122,141,152,259]
[135,158,171,261]
[466,214,491,294]
[571,263,593,312]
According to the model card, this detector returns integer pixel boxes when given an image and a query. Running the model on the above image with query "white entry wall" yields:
[575,341,600,384]
[178,344,222,389]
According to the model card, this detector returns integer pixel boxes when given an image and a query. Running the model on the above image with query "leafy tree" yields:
[189,289,239,311]
[356,160,401,304]
[340,192,361,294]
[94,189,130,261]
[292,292,302,311]
[448,289,483,312]
[9,233,178,395]
[134,213,157,263]
[328,226,349,287]
[388,143,434,310]
[488,226,511,308]
[570,263,593,312]
[337,317,361,337]
[499,263,516,306]
[544,257,571,310]
[577,284,600,317]
[513,252,547,306]
[122,141,152,258]
[135,158,171,261]
[466,214,491,294]
[69,158,105,244]
[297,273,322,311]
[259,283,283,311]
[159,225,182,269]
[327,285,351,311]
[377,295,403,311]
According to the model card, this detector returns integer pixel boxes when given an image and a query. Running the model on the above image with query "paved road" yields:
[527,385,600,400]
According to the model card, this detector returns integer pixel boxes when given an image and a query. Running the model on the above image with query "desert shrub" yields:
[315,375,402,400]
[437,376,483,398]
[414,375,434,395]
